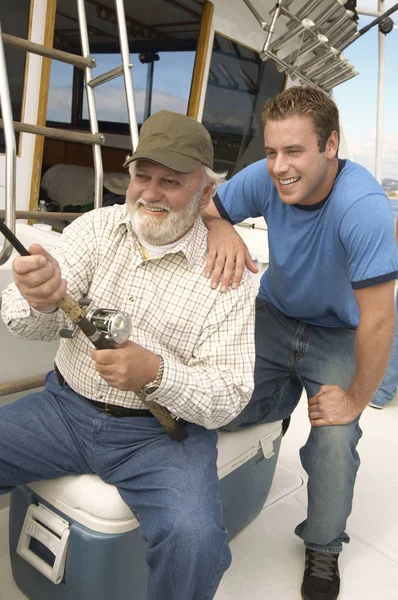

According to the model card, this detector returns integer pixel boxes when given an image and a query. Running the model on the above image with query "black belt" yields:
[54,365,154,418]
[84,397,154,418]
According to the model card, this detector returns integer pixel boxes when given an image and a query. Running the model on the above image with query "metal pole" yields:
[144,60,154,122]
[343,2,398,49]
[375,0,385,183]
[0,21,16,265]
[76,0,104,209]
[263,0,285,53]
[115,0,139,151]
[2,33,95,69]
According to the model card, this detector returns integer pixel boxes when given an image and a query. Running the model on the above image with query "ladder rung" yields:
[2,33,95,69]
[0,119,104,145]
[88,65,129,88]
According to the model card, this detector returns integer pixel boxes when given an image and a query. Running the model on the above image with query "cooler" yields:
[9,420,282,600]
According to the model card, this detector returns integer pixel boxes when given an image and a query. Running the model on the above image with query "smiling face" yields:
[126,160,211,245]
[264,115,339,207]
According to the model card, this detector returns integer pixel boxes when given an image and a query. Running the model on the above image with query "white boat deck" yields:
[1,391,397,600]
[215,393,398,599]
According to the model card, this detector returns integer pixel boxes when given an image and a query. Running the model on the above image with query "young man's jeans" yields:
[371,294,398,407]
[0,371,231,600]
[225,298,362,554]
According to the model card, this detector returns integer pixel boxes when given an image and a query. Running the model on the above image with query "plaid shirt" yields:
[1,206,255,428]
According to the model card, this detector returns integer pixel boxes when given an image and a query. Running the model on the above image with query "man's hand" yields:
[308,384,361,426]
[13,243,67,311]
[204,218,258,292]
[91,341,160,392]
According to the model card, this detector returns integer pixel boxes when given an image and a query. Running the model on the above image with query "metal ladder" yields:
[0,0,139,265]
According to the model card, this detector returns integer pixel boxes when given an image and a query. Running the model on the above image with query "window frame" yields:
[45,1,209,134]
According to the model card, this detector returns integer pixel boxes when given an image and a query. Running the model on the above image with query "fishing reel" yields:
[60,298,132,344]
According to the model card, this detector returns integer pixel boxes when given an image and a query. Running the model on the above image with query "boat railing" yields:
[0,211,81,222]
[0,374,47,398]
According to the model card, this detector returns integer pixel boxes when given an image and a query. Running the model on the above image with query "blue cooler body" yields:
[9,421,282,600]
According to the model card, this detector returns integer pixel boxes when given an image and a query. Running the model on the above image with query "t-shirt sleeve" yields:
[214,160,271,224]
[339,194,398,288]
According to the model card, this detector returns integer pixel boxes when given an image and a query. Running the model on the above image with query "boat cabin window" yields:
[0,0,30,153]
[46,0,202,133]
[202,34,286,176]
[79,50,195,124]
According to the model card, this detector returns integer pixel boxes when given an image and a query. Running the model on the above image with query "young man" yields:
[0,111,256,600]
[202,86,398,600]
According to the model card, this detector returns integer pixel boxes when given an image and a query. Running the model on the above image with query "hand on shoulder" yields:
[204,219,258,292]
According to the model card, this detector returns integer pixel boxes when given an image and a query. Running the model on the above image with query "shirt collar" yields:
[116,208,207,270]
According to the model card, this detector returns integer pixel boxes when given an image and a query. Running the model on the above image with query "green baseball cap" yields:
[123,110,213,173]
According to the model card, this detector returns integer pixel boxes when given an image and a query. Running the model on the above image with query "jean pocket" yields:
[337,327,357,337]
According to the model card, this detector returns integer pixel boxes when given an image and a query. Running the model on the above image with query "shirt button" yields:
[129,296,134,302]
[98,393,103,399]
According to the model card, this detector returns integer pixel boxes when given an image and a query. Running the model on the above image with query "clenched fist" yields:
[13,243,67,310]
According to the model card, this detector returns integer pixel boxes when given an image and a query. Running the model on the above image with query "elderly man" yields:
[0,111,255,600]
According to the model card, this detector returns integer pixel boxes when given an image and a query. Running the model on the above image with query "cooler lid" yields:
[28,475,135,535]
[217,420,282,479]
[28,420,282,534]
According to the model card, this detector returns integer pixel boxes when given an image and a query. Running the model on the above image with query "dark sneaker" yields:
[301,549,340,600]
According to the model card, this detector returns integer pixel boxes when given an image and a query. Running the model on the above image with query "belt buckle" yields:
[104,403,112,415]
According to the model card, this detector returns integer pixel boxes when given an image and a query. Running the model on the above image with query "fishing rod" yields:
[0,219,187,442]
[343,2,398,49]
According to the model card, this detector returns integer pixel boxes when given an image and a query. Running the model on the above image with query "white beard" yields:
[127,188,202,245]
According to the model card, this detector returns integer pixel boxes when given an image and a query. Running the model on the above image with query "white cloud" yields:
[47,87,72,122]
[348,129,398,179]
[47,85,189,124]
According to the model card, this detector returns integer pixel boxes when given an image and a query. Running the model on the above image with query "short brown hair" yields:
[262,86,340,152]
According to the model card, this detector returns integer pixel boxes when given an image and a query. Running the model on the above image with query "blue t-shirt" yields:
[215,159,398,328]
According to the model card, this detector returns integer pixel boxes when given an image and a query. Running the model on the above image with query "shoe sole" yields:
[301,584,340,600]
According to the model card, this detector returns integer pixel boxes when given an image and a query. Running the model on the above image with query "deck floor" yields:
[215,392,398,599]
[1,391,397,599]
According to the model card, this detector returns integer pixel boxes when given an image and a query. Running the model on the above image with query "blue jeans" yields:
[0,371,231,600]
[371,294,398,407]
[225,298,362,554]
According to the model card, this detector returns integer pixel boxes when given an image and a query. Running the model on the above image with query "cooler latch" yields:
[17,502,70,584]
[260,433,275,459]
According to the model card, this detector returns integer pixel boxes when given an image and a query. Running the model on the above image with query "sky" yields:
[333,0,398,180]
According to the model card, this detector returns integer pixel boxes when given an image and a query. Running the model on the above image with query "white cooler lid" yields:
[28,420,282,534]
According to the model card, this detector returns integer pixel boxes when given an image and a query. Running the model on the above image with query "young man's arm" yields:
[201,199,258,292]
[308,279,396,426]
